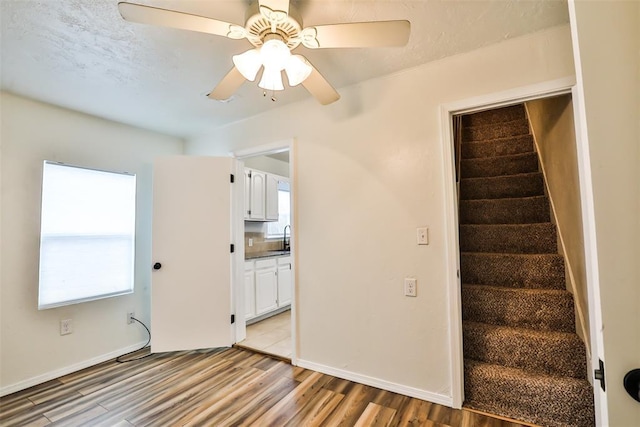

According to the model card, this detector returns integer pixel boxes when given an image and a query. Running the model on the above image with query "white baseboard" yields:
[296,358,453,407]
[0,341,147,397]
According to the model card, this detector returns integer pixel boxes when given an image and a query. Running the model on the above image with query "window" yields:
[267,180,291,238]
[38,162,136,309]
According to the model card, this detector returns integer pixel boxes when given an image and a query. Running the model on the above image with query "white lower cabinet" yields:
[277,256,292,307]
[244,261,255,320]
[245,255,292,321]
[254,259,278,316]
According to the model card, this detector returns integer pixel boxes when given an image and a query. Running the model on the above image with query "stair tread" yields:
[464,360,595,427]
[461,284,576,332]
[461,252,563,258]
[460,151,538,165]
[461,135,534,160]
[462,283,570,294]
[460,222,553,227]
[462,105,526,127]
[460,171,542,182]
[463,118,530,142]
[463,320,581,340]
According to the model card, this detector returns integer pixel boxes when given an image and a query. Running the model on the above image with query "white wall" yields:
[0,92,183,394]
[187,26,576,402]
[570,1,640,425]
[244,155,289,177]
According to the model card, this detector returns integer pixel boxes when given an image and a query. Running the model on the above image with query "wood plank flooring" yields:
[0,347,529,426]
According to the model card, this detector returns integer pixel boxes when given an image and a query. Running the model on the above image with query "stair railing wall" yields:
[453,114,463,202]
[524,97,592,360]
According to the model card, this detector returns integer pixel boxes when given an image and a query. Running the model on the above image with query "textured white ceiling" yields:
[1,1,569,139]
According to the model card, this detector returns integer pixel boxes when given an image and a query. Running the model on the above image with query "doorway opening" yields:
[451,96,596,426]
[234,147,294,361]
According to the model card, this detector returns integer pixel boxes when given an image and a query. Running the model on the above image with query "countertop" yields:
[245,250,291,260]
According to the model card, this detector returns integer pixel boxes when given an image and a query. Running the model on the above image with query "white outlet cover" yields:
[404,278,417,297]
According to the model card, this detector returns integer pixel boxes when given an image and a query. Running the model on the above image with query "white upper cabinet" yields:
[249,170,266,220]
[244,168,279,222]
[243,168,252,220]
[266,174,279,221]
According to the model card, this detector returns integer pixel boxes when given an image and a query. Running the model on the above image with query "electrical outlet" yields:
[404,278,417,297]
[60,319,73,335]
[248,238,253,247]
[127,312,135,325]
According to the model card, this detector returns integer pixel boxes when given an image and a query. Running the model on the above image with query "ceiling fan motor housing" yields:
[244,1,303,49]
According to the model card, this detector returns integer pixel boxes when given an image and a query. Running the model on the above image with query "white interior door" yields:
[151,156,234,352]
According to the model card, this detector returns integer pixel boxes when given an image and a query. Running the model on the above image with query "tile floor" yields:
[238,310,292,359]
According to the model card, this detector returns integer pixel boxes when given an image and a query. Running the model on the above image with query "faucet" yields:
[283,225,291,251]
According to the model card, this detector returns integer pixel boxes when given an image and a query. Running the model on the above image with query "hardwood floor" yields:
[0,347,529,427]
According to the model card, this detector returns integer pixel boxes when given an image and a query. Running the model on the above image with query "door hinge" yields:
[594,359,606,391]
[230,174,235,183]
[230,244,235,253]
[457,270,460,279]
[248,210,251,215]
[248,171,252,178]
[231,314,235,324]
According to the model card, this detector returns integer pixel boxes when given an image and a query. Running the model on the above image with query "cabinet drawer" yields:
[255,258,277,269]
[278,256,291,265]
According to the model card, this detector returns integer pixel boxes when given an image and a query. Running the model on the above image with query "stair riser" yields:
[462,286,576,332]
[463,324,587,378]
[461,135,534,159]
[459,197,550,225]
[460,173,544,200]
[464,361,595,427]
[461,153,539,178]
[462,105,527,127]
[459,224,557,254]
[460,253,566,289]
[463,120,530,142]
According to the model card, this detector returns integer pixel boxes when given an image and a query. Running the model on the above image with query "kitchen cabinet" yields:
[266,174,279,221]
[277,256,292,307]
[244,255,292,321]
[254,258,278,316]
[244,261,255,320]
[244,168,279,221]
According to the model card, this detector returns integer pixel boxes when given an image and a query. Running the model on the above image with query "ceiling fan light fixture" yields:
[259,67,285,91]
[259,37,291,71]
[232,49,262,81]
[285,55,312,87]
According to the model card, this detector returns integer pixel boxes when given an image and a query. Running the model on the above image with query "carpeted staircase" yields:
[458,104,595,427]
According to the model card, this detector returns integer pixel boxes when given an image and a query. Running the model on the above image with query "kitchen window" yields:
[267,180,290,238]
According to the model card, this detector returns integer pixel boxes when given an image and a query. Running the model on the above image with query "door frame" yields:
[439,76,604,422]
[232,138,297,365]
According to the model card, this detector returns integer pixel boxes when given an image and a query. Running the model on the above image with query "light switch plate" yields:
[417,227,429,245]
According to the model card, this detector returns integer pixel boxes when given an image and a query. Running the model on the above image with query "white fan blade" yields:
[258,0,290,17]
[301,62,340,105]
[208,67,246,100]
[305,20,410,49]
[118,2,242,39]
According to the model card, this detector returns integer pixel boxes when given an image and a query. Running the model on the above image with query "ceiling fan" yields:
[118,0,410,105]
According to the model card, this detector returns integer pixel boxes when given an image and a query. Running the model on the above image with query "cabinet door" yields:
[244,269,255,320]
[244,169,252,219]
[277,260,292,307]
[255,266,278,315]
[249,171,266,220]
[265,174,279,221]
